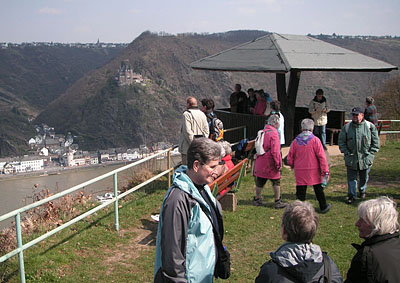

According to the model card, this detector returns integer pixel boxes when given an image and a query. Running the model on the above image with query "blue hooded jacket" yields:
[154,165,217,282]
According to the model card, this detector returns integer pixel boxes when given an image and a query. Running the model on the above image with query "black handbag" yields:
[196,200,231,279]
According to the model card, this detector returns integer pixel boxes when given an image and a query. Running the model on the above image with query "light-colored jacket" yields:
[287,132,329,186]
[178,109,209,155]
[338,120,380,170]
[154,166,217,282]
[308,97,330,126]
[253,125,282,180]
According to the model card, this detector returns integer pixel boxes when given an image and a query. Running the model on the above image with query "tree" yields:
[375,75,400,119]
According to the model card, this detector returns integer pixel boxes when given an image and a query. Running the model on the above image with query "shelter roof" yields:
[190,33,398,73]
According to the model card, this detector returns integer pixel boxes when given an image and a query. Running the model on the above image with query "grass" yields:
[2,142,400,282]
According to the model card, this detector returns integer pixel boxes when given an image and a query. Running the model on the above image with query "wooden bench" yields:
[326,128,341,145]
[244,139,255,174]
[208,158,248,201]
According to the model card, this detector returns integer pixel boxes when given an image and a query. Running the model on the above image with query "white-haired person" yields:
[345,196,400,283]
[255,201,342,283]
[287,118,331,214]
[219,140,235,174]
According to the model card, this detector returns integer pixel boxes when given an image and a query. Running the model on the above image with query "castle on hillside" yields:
[115,60,144,86]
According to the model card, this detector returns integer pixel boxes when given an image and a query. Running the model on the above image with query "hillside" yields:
[0,45,125,156]
[2,31,399,154]
[35,31,400,151]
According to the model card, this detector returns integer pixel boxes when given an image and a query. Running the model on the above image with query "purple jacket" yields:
[253,125,281,180]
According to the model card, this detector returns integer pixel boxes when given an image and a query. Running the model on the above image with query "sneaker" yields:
[253,197,265,206]
[359,192,366,199]
[320,203,331,214]
[323,145,328,150]
[346,197,356,204]
[274,198,287,209]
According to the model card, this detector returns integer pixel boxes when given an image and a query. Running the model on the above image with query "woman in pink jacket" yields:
[287,118,331,214]
[251,90,267,116]
[253,115,287,209]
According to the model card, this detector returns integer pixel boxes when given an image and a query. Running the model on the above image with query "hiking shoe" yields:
[346,197,356,204]
[253,197,265,206]
[320,203,331,214]
[274,198,287,209]
[359,192,366,200]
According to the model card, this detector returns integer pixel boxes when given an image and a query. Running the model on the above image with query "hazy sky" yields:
[1,0,399,43]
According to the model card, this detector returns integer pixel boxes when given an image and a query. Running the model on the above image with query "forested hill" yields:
[35,31,399,151]
[0,45,125,157]
[2,30,399,156]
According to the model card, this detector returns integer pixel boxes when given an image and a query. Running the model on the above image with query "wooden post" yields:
[276,71,301,144]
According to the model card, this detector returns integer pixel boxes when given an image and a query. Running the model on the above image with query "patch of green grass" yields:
[2,143,400,282]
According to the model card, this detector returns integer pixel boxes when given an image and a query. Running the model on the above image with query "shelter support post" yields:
[276,71,301,143]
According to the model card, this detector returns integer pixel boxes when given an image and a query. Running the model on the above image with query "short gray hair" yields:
[219,141,232,156]
[282,201,318,244]
[187,137,222,169]
[358,196,399,237]
[301,118,314,132]
[267,114,280,127]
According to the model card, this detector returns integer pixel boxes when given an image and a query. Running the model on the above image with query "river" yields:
[0,156,181,229]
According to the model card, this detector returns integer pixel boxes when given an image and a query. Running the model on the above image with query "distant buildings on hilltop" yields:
[0,41,128,49]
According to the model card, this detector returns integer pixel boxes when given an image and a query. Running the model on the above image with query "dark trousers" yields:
[296,184,327,210]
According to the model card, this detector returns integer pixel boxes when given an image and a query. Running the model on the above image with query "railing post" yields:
[15,213,26,283]
[244,126,247,140]
[113,173,119,231]
[168,150,172,187]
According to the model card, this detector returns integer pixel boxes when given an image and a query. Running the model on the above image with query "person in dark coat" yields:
[345,196,400,283]
[255,201,342,283]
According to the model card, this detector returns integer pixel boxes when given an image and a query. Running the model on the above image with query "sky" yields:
[1,0,399,43]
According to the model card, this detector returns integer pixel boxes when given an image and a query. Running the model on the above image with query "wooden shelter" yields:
[191,33,398,142]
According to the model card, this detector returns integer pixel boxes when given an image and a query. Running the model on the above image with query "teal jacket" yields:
[154,165,217,283]
[338,120,380,170]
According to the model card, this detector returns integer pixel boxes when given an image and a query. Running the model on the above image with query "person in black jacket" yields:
[255,201,342,283]
[345,196,400,283]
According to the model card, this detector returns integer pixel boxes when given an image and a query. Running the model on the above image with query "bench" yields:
[326,128,341,145]
[208,158,248,201]
[244,139,255,174]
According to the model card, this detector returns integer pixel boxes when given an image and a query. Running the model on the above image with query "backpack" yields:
[255,130,265,155]
[234,139,248,160]
[210,117,224,142]
[255,129,273,155]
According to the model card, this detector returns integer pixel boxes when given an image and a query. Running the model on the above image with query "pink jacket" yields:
[252,100,266,116]
[253,125,281,180]
[287,132,329,186]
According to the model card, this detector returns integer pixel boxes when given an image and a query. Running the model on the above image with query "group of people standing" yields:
[154,90,398,282]
[230,83,275,116]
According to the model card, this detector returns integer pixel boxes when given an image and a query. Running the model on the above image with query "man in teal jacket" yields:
[154,138,224,282]
[338,107,380,204]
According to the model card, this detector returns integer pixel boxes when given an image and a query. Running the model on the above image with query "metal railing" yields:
[223,125,247,146]
[344,120,400,134]
[0,148,175,283]
[0,125,248,283]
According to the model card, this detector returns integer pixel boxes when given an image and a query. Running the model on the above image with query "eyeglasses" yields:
[200,162,219,173]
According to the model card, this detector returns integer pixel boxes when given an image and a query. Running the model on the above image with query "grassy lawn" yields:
[2,142,400,282]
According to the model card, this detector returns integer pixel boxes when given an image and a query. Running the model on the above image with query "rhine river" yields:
[0,156,180,229]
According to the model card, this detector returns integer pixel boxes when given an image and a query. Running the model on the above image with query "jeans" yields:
[314,125,326,147]
[347,167,370,199]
